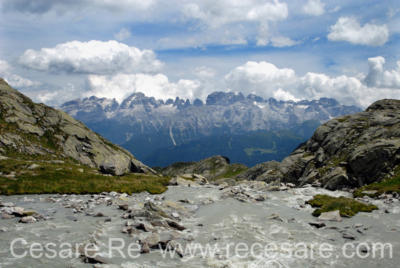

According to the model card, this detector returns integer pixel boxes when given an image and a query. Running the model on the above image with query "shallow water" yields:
[0,185,399,268]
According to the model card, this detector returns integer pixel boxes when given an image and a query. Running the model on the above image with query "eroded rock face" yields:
[237,99,400,190]
[0,78,153,175]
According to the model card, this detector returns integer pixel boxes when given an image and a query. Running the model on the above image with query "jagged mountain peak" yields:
[60,89,362,167]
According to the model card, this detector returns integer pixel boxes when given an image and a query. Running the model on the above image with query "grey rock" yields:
[342,232,356,240]
[140,233,161,249]
[118,204,129,211]
[166,220,186,231]
[1,202,14,207]
[162,156,239,180]
[19,216,37,223]
[309,222,326,228]
[318,210,342,222]
[1,213,14,219]
[268,213,284,222]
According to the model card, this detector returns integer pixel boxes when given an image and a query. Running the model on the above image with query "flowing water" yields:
[0,185,399,268]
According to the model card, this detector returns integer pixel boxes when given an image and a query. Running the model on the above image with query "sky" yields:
[0,0,399,107]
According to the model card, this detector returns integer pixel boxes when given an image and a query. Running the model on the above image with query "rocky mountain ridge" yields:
[0,78,152,176]
[61,91,361,166]
[236,99,400,190]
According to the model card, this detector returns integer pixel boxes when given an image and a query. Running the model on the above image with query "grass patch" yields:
[0,158,170,195]
[354,166,400,198]
[306,194,378,217]
[214,164,248,180]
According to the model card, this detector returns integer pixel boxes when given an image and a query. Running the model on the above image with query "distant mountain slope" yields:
[0,78,152,176]
[61,91,361,167]
[141,121,320,167]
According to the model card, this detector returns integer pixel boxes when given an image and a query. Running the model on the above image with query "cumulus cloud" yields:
[0,59,40,88]
[225,61,297,98]
[19,40,162,75]
[225,58,400,107]
[365,56,400,88]
[273,88,299,101]
[328,17,389,46]
[85,74,201,103]
[303,0,325,16]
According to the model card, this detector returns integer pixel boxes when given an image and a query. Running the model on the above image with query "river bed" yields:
[0,184,399,268]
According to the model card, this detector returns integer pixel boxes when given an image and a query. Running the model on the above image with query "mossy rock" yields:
[354,166,400,198]
[0,157,170,195]
[306,194,378,217]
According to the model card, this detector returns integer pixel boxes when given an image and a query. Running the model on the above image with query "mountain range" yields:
[61,91,361,167]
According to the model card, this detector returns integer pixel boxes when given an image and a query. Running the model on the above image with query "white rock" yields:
[1,202,14,207]
[318,210,342,222]
[20,216,37,223]
[28,164,40,170]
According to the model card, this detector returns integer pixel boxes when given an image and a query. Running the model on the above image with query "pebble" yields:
[342,232,356,240]
[268,213,284,222]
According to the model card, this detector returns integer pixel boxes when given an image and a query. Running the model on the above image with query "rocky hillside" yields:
[237,99,400,190]
[61,92,361,166]
[157,155,247,181]
[0,78,152,176]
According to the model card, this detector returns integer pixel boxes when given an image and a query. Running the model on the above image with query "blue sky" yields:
[0,0,399,107]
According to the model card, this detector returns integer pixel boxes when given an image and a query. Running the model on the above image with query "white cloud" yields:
[182,0,288,27]
[273,88,299,101]
[19,40,163,74]
[303,0,325,16]
[0,59,40,88]
[114,28,132,41]
[182,0,288,46]
[85,73,201,103]
[270,36,299,47]
[194,66,216,79]
[365,56,400,88]
[225,61,297,98]
[2,0,154,14]
[225,58,400,107]
[328,17,389,46]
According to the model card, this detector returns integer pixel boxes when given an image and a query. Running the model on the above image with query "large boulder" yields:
[0,78,153,176]
[236,99,400,190]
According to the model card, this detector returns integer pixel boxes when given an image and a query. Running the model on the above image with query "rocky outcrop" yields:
[238,99,400,190]
[0,78,153,175]
[158,155,247,180]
